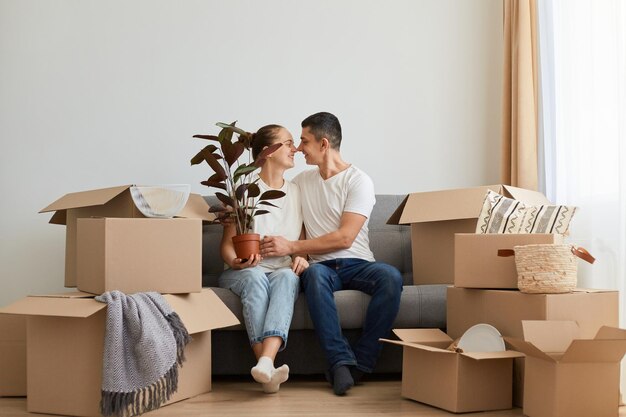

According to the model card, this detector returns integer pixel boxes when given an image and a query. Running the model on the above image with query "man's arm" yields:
[261,212,367,257]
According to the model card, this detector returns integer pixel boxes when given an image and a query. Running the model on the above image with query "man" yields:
[260,112,402,395]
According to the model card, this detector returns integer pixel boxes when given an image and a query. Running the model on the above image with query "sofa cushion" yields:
[210,284,447,331]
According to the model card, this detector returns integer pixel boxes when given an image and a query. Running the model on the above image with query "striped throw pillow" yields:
[475,190,527,234]
[519,204,577,234]
[475,190,577,234]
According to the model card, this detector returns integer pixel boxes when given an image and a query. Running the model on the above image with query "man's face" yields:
[297,127,323,165]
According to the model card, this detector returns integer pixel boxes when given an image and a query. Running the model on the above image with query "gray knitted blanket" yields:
[95,291,191,417]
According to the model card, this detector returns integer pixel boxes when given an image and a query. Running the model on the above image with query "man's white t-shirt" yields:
[293,166,375,263]
[252,177,303,272]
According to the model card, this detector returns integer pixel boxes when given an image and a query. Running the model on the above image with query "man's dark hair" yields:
[301,112,342,149]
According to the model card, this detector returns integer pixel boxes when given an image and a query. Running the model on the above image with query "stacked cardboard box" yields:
[0,185,240,417]
[387,185,622,415]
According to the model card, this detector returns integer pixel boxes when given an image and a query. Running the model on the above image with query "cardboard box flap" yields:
[379,338,455,354]
[560,339,626,363]
[502,185,551,205]
[461,350,525,360]
[40,185,132,215]
[163,289,238,334]
[0,297,105,318]
[392,186,493,224]
[386,195,408,225]
[175,194,215,221]
[392,328,452,345]
[522,320,579,353]
[595,326,626,340]
[49,210,67,225]
[504,337,556,362]
[30,291,94,299]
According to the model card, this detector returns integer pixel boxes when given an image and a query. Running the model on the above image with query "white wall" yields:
[0,0,503,306]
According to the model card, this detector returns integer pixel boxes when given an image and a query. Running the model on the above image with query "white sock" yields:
[251,356,274,384]
[262,364,290,394]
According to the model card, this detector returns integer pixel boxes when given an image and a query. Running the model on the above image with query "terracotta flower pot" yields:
[232,233,261,261]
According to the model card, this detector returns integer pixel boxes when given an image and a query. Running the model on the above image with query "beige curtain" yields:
[501,0,539,190]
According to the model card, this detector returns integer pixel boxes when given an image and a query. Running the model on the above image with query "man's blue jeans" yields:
[300,258,403,373]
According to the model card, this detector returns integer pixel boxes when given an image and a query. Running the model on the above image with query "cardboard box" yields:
[387,185,550,284]
[0,314,26,397]
[381,329,523,413]
[454,233,565,289]
[76,217,202,295]
[506,321,626,417]
[447,287,619,407]
[0,289,238,417]
[40,185,214,287]
[446,287,619,340]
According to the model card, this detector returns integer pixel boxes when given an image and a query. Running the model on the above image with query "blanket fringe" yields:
[166,311,192,365]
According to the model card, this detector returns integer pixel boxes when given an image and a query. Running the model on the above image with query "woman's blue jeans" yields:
[218,267,299,350]
[300,258,403,373]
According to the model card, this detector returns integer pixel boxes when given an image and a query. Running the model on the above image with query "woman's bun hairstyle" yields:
[251,124,283,160]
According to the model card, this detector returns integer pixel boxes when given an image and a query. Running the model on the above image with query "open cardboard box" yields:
[40,185,215,288]
[446,287,619,406]
[506,321,626,417]
[381,328,523,413]
[76,217,202,295]
[454,233,565,289]
[0,289,238,417]
[447,287,619,340]
[0,314,26,397]
[387,184,550,285]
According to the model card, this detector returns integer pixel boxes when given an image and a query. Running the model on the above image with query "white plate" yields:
[457,323,505,353]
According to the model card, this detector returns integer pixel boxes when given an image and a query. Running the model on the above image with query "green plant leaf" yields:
[192,134,220,141]
[235,183,249,200]
[223,142,245,167]
[215,192,235,208]
[216,121,247,137]
[233,164,259,183]
[208,204,227,213]
[258,201,279,208]
[247,183,260,198]
[190,144,218,165]
[254,143,283,167]
[259,190,286,200]
[202,150,227,178]
[208,172,227,182]
[200,179,227,190]
[253,210,270,216]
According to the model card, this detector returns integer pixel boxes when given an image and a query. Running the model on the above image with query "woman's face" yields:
[268,128,296,169]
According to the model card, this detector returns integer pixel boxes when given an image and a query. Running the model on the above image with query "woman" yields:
[218,124,307,393]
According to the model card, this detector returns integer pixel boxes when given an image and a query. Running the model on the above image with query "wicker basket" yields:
[512,244,595,294]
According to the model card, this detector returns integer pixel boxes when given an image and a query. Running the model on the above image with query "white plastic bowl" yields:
[130,184,191,218]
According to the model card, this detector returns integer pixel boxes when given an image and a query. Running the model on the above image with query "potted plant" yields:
[191,121,285,258]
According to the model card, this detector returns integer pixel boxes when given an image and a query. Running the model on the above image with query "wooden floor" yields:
[2,376,625,417]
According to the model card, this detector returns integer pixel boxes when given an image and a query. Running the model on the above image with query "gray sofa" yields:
[202,194,447,375]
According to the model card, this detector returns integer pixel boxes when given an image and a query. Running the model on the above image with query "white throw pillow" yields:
[475,190,527,234]
[475,190,577,234]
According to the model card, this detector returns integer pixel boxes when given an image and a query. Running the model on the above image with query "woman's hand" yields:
[291,256,309,276]
[230,254,262,270]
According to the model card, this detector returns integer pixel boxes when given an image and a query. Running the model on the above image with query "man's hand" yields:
[230,253,261,270]
[261,236,294,257]
[291,256,309,276]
